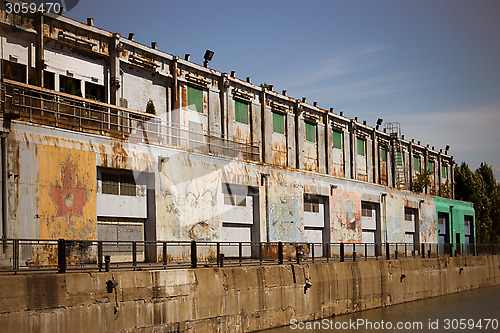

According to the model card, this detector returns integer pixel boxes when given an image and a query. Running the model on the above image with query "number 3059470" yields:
[5,2,62,14]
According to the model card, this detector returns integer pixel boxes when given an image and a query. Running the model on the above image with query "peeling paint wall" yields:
[267,182,304,242]
[330,189,361,242]
[39,145,96,240]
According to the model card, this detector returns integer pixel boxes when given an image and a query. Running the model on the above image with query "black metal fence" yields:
[0,239,498,274]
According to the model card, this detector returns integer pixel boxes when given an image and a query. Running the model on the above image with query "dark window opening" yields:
[3,60,26,83]
[304,194,320,213]
[85,81,105,102]
[60,75,82,97]
[44,71,55,90]
[101,169,137,196]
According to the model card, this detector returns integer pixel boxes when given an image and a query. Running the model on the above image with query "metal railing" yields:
[0,238,497,274]
[0,79,260,162]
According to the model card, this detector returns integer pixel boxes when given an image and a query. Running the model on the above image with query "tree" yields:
[454,162,500,244]
[410,170,432,193]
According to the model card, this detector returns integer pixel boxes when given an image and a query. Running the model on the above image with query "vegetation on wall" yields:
[410,170,433,193]
[455,162,500,244]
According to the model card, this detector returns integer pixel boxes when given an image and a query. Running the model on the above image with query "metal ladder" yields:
[386,122,406,189]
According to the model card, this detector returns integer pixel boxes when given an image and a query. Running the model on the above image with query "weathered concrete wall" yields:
[1,255,498,333]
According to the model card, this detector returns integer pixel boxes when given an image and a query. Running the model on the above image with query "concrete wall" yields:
[0,255,498,333]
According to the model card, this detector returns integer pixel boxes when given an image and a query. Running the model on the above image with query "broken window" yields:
[187,85,203,113]
[333,130,342,149]
[305,122,316,143]
[101,169,137,196]
[272,111,285,134]
[234,100,249,124]
[357,138,365,156]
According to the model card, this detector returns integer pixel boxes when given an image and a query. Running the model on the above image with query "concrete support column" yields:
[34,13,44,88]
[451,159,455,199]
[350,120,357,180]
[286,112,296,168]
[172,56,179,126]
[109,33,121,106]
[317,121,326,174]
[372,130,378,184]
[261,88,272,164]
[220,74,229,137]
[424,148,429,194]
[295,101,304,169]
[408,142,413,190]
[437,151,443,196]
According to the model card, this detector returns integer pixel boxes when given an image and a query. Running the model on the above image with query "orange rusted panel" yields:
[39,145,96,240]
[380,161,388,185]
[272,132,287,167]
[181,86,187,109]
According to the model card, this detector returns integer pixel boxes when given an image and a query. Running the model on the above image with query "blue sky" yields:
[67,0,500,179]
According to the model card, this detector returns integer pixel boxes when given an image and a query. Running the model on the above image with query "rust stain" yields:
[181,86,187,109]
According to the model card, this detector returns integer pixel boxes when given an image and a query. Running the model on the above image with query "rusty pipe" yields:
[1,135,7,240]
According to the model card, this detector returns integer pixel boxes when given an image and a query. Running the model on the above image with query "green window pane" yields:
[396,151,403,166]
[187,86,203,113]
[305,122,316,143]
[413,156,420,171]
[235,100,249,124]
[333,130,342,149]
[442,165,447,178]
[428,161,435,172]
[380,146,387,162]
[357,138,365,156]
[272,112,285,134]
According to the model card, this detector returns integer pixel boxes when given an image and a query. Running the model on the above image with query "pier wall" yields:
[1,255,499,332]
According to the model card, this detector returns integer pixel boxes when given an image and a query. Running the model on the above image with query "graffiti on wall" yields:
[420,201,438,243]
[39,146,96,239]
[330,189,361,242]
[268,182,305,242]
[160,156,221,241]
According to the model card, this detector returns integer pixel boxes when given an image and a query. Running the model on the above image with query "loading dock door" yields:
[304,194,326,257]
[438,212,450,254]
[404,208,418,245]
[361,202,379,256]
[221,184,255,257]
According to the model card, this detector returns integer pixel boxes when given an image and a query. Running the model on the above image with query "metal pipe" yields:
[1,135,7,240]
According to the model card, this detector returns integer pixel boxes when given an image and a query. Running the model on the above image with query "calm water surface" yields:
[262,285,500,332]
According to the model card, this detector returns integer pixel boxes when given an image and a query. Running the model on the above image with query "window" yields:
[396,151,403,166]
[333,130,342,149]
[413,156,420,172]
[304,195,320,213]
[224,193,246,206]
[3,60,26,83]
[362,205,372,217]
[101,169,137,196]
[60,75,82,96]
[428,161,435,172]
[85,82,106,102]
[44,71,55,90]
[357,138,365,156]
[234,100,249,124]
[442,165,447,178]
[272,112,285,134]
[380,146,387,162]
[305,122,316,143]
[187,85,203,113]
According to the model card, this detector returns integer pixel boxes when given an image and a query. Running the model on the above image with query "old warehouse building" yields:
[0,5,474,264]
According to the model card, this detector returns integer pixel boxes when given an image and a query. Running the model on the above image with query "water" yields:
[262,285,500,332]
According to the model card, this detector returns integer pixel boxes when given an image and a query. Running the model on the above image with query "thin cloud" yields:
[277,43,391,90]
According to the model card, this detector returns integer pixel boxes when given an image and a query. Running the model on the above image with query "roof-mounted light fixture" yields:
[203,50,214,68]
